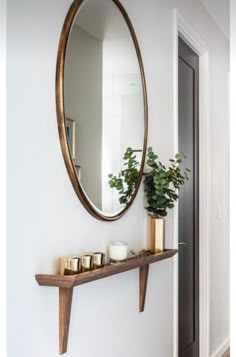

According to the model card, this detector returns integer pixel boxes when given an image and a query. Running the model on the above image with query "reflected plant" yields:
[143,147,190,218]
[108,147,140,204]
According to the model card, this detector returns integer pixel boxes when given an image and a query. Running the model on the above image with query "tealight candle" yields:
[92,252,105,269]
[59,256,81,275]
[81,254,93,272]
[109,241,128,263]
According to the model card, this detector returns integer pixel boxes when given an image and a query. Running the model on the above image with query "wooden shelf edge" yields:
[35,249,178,288]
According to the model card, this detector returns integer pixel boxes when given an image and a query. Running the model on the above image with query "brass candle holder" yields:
[59,252,106,275]
[59,256,81,275]
[92,252,105,269]
[81,254,93,272]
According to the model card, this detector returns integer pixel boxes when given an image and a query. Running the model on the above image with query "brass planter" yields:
[149,217,165,253]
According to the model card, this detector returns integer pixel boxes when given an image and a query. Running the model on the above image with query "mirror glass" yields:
[63,0,146,216]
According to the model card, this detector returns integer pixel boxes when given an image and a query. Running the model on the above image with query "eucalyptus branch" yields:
[108,148,139,204]
[143,147,190,218]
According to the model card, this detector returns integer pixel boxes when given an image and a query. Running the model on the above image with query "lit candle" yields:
[109,241,128,263]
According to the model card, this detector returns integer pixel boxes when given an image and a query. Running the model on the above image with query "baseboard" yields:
[211,337,230,357]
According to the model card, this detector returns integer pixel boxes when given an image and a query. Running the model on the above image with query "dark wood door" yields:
[178,37,199,357]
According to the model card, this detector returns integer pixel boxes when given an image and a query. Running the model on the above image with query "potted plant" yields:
[143,147,190,253]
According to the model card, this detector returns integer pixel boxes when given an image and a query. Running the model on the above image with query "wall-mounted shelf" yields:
[35,249,178,354]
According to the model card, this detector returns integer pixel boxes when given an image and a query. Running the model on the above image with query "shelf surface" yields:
[35,249,178,288]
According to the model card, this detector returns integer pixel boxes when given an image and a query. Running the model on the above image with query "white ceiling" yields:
[200,0,229,39]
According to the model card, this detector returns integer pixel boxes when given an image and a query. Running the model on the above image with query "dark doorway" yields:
[178,37,199,357]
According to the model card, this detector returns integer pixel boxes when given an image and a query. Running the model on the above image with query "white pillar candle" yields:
[109,241,128,262]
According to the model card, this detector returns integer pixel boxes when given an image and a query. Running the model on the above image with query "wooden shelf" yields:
[35,249,178,354]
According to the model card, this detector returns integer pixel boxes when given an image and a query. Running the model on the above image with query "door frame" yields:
[173,9,211,357]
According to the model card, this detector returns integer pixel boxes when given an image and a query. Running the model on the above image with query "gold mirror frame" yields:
[56,0,148,221]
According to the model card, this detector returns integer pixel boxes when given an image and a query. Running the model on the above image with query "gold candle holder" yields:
[59,256,81,275]
[81,254,93,272]
[92,252,105,269]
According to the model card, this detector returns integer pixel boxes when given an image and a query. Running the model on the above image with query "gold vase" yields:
[149,217,165,253]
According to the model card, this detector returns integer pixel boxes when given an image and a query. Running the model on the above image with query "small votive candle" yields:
[81,254,93,272]
[59,256,81,275]
[109,241,128,263]
[92,252,105,269]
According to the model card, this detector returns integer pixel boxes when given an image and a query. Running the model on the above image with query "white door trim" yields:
[173,9,211,357]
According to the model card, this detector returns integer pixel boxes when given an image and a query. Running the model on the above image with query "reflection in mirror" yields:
[108,147,141,205]
[63,0,146,217]
[65,118,75,159]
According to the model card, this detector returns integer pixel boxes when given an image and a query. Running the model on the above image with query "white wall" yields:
[7,1,229,357]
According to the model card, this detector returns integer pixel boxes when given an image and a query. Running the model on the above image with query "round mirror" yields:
[56,0,148,221]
